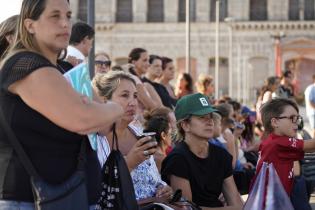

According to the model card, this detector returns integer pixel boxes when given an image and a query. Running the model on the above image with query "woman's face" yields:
[148,58,162,79]
[183,113,214,140]
[95,54,111,74]
[28,0,71,53]
[162,62,175,81]
[110,79,138,123]
[179,75,188,90]
[162,128,172,148]
[133,52,149,75]
[205,82,214,95]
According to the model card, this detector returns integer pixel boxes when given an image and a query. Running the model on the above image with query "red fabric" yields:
[254,133,304,195]
[165,146,173,155]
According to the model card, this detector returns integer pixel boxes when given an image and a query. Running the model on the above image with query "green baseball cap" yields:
[175,93,216,121]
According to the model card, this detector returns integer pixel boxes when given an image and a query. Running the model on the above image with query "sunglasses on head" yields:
[95,60,111,67]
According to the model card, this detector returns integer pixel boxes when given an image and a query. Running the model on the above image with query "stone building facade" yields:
[70,0,315,105]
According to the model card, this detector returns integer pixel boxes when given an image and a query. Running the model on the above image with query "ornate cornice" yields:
[96,23,115,31]
[232,21,315,31]
[95,21,315,32]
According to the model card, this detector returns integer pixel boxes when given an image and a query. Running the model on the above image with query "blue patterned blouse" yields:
[131,155,167,200]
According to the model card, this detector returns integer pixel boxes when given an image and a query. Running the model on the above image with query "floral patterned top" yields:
[131,155,167,200]
[128,124,167,200]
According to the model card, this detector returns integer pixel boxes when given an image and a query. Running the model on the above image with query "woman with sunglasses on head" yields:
[94,52,111,75]
[0,0,124,209]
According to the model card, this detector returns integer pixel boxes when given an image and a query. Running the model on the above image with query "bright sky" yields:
[0,0,22,23]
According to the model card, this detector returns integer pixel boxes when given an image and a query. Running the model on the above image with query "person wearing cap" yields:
[161,93,243,209]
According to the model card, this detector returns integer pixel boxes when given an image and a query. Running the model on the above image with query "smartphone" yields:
[138,132,156,139]
[138,132,157,149]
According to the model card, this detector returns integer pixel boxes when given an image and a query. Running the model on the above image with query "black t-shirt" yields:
[0,51,101,203]
[57,60,74,72]
[142,77,176,109]
[161,141,233,207]
[277,85,294,98]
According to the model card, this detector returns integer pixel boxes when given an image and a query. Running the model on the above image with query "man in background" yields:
[66,22,94,66]
[305,74,315,138]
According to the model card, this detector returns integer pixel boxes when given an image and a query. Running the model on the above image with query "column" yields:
[164,0,179,22]
[133,0,148,22]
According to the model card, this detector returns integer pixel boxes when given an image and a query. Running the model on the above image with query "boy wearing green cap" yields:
[161,93,243,209]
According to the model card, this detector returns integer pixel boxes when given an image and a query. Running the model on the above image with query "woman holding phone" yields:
[92,71,173,200]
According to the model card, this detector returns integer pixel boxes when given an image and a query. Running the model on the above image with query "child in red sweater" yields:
[255,98,315,195]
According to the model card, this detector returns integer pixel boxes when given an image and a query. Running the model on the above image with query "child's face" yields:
[273,105,299,137]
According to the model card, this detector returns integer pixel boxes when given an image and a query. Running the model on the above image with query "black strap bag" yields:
[96,124,139,210]
[0,109,89,210]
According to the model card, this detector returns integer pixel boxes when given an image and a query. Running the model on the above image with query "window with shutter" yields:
[178,0,196,22]
[250,0,267,21]
[304,0,315,20]
[116,0,133,22]
[148,0,164,22]
[210,0,228,22]
[289,0,300,20]
[78,0,87,22]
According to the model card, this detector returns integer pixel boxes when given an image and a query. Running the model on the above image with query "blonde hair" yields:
[196,74,213,94]
[95,51,110,60]
[1,0,69,66]
[0,15,19,59]
[92,71,136,100]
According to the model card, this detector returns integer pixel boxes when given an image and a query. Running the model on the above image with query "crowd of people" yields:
[1,0,315,210]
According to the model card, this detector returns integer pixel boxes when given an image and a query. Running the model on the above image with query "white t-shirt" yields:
[67,45,85,61]
[305,83,315,116]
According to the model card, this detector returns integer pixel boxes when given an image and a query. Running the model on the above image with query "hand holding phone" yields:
[138,132,157,155]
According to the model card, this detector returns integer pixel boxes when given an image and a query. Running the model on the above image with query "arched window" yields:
[116,0,133,22]
[147,0,164,22]
[78,0,87,22]
[304,0,315,20]
[289,0,300,20]
[250,0,267,21]
[178,0,196,22]
[210,0,228,22]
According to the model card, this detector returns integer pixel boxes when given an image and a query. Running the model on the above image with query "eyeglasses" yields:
[95,60,111,67]
[276,115,303,125]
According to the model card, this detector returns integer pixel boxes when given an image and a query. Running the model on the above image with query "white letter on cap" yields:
[199,98,208,106]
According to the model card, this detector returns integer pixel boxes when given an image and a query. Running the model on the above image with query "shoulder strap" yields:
[0,108,86,179]
[111,123,119,151]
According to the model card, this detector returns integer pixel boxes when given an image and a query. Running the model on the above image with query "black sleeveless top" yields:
[0,51,101,203]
